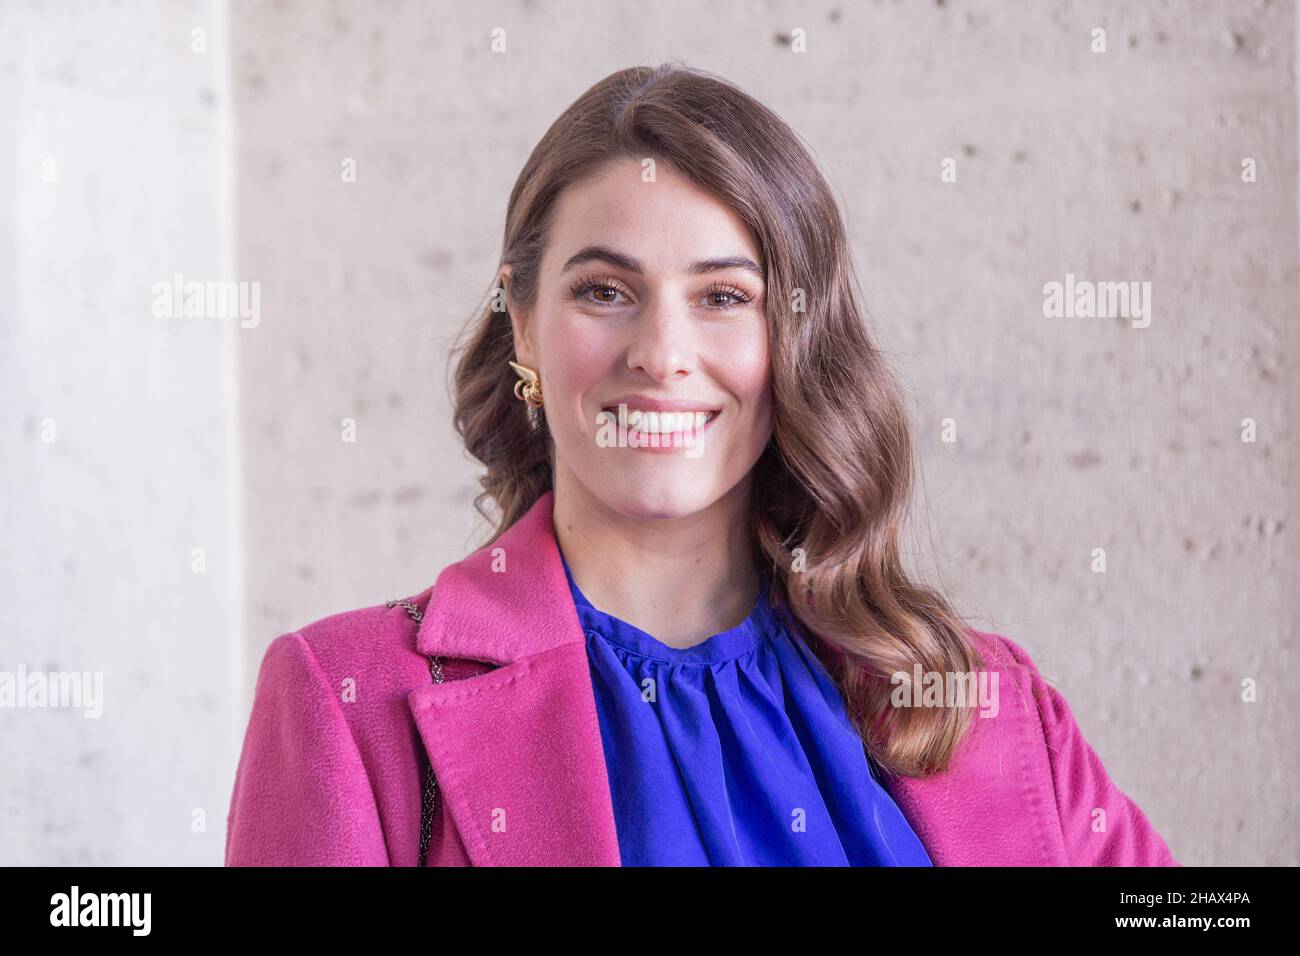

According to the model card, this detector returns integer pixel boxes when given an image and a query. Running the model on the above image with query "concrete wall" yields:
[2,0,1295,865]
[1,0,239,864]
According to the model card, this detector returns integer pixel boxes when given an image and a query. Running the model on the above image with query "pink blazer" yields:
[224,490,1179,866]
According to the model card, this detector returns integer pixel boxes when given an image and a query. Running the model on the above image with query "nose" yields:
[625,294,695,381]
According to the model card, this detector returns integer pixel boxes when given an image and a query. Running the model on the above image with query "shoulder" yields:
[960,626,1105,753]
[955,626,1179,866]
[956,625,1099,764]
[295,587,434,669]
[227,591,435,866]
[964,625,1040,676]
[250,586,439,711]
[961,626,1070,720]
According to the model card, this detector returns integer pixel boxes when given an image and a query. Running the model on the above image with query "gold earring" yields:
[508,360,543,408]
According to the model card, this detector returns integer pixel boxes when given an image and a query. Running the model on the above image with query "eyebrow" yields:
[559,245,766,281]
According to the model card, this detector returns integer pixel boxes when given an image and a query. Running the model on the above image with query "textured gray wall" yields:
[2,0,1296,865]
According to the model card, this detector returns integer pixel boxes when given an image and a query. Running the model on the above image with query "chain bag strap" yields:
[386,598,445,867]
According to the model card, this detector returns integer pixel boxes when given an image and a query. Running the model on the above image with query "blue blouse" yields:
[560,552,933,867]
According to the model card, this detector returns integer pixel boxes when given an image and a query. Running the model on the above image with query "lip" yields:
[599,394,722,414]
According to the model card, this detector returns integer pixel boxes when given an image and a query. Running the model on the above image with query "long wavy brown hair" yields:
[448,61,986,778]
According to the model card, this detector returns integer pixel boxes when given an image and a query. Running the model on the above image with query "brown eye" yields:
[702,282,752,310]
[569,275,632,307]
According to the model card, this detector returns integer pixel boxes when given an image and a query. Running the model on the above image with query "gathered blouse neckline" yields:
[560,551,778,666]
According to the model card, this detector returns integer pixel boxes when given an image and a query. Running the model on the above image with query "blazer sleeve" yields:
[1021,650,1180,867]
[225,632,390,866]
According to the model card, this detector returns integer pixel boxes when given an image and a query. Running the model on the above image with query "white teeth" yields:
[619,409,714,433]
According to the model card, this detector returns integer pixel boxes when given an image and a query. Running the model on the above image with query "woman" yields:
[224,63,1178,867]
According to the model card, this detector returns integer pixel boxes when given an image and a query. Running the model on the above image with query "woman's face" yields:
[504,157,773,520]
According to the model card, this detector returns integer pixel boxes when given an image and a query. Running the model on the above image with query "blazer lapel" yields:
[405,491,622,866]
